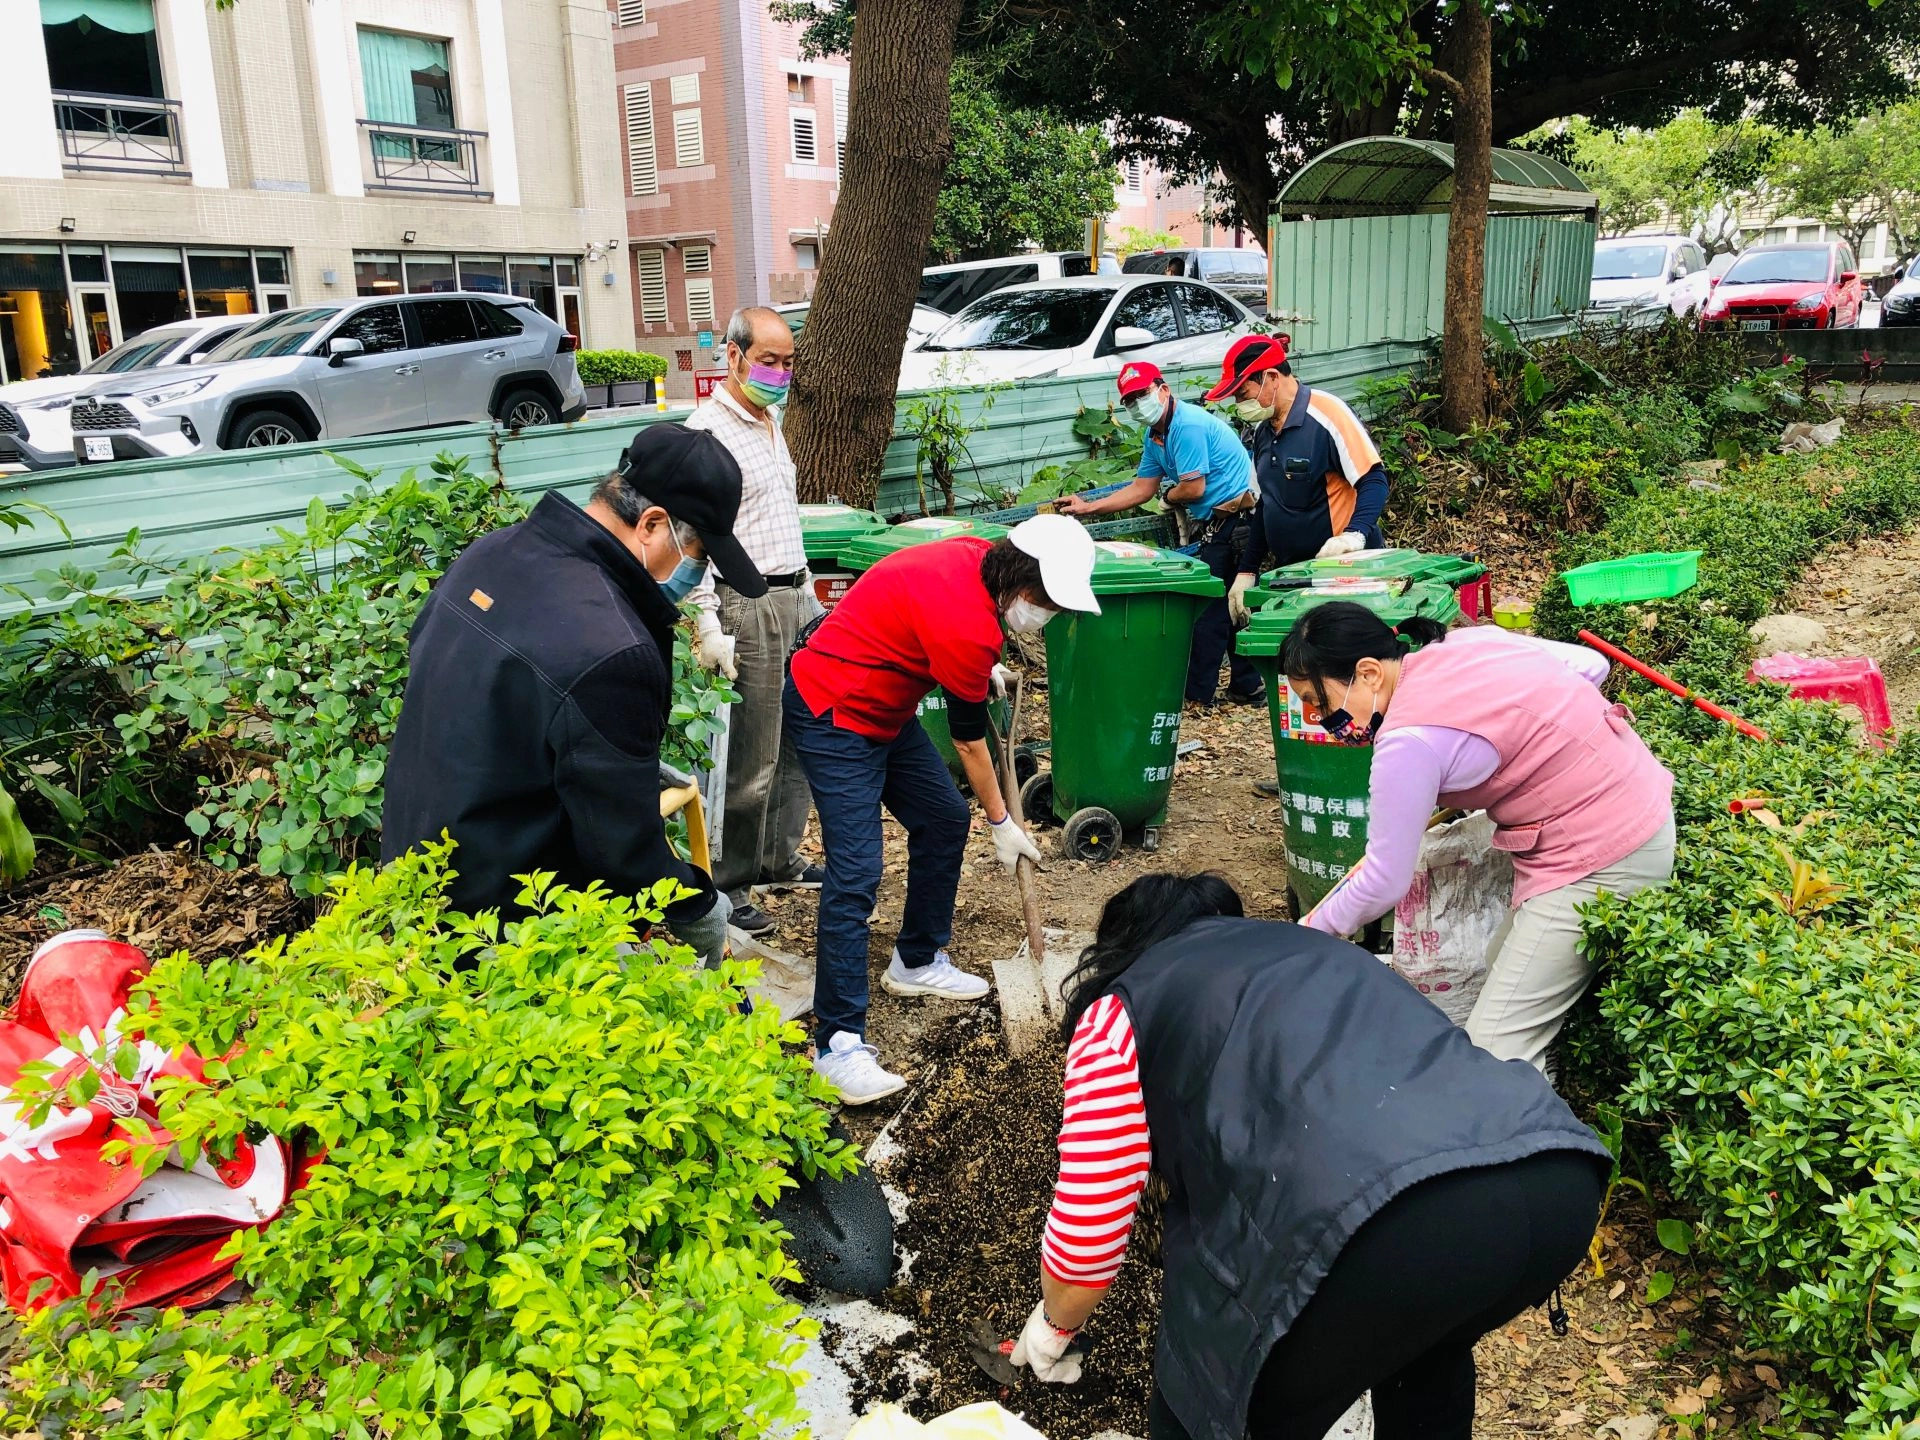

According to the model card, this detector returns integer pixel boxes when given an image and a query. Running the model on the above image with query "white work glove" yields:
[1010,1300,1084,1384]
[1227,573,1257,629]
[1315,531,1367,560]
[693,613,738,681]
[990,814,1043,873]
[990,662,1018,698]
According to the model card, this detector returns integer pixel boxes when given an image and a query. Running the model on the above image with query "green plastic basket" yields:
[1561,550,1703,606]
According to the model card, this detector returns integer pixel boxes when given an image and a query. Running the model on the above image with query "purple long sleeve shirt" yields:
[1301,634,1610,938]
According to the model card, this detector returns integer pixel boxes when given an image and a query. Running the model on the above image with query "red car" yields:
[1700,241,1865,331]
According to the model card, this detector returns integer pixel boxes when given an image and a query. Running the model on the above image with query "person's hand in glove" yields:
[1010,1300,1084,1384]
[990,813,1043,873]
[1315,530,1367,560]
[1227,573,1257,629]
[693,613,738,681]
[990,662,1019,698]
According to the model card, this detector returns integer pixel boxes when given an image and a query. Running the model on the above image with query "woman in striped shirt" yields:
[1008,873,1609,1440]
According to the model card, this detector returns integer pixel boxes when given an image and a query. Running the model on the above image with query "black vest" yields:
[1110,917,1608,1440]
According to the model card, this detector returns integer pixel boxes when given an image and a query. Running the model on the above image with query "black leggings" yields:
[1148,1148,1604,1440]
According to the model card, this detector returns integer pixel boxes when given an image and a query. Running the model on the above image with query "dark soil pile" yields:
[0,846,302,1005]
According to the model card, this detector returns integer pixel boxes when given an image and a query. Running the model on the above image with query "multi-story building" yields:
[0,0,632,385]
[610,0,847,396]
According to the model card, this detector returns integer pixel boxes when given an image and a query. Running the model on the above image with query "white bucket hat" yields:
[1009,514,1101,616]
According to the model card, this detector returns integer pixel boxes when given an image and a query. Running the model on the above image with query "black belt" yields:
[721,570,807,590]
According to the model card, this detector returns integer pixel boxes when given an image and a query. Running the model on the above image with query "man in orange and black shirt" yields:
[1202,334,1391,627]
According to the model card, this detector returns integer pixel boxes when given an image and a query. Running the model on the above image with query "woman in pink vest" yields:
[1280,602,1675,1072]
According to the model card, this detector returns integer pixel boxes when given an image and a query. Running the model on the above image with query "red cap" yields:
[1116,361,1164,399]
[1203,334,1291,403]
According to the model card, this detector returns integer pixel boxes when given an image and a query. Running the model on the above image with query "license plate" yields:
[1740,319,1772,332]
[82,435,114,462]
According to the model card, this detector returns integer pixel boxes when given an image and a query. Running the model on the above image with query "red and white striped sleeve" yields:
[1040,992,1152,1288]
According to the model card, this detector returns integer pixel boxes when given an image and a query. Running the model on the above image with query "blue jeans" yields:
[1187,516,1264,703]
[783,676,971,1047]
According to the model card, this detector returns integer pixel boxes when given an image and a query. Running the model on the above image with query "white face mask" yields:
[1003,598,1057,634]
[1234,396,1275,423]
[1125,390,1166,427]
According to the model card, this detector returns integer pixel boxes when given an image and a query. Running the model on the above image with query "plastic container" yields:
[1023,541,1225,860]
[1492,598,1535,631]
[838,516,1013,779]
[1561,550,1702,606]
[1250,548,1490,624]
[1748,653,1893,735]
[1234,582,1461,911]
[798,502,889,611]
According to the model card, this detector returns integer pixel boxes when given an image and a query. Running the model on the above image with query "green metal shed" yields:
[1267,137,1597,354]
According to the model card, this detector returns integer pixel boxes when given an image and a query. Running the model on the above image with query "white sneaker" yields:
[815,1031,908,1105]
[883,947,992,1001]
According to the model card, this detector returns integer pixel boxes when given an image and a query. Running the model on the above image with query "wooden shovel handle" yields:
[999,677,1048,964]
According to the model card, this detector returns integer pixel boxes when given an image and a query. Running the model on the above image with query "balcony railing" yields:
[358,120,490,198]
[52,91,189,178]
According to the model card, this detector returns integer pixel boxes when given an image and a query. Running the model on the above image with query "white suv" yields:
[1590,235,1714,316]
[68,292,585,464]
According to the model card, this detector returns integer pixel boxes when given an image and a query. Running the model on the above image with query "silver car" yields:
[0,314,263,470]
[69,292,585,464]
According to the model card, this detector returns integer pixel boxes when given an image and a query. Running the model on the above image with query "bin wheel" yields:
[1062,806,1123,863]
[1286,885,1304,921]
[1013,743,1043,788]
[1141,826,1161,854]
[1019,771,1056,827]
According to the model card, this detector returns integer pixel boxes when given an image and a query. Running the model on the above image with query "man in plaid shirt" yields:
[685,307,822,934]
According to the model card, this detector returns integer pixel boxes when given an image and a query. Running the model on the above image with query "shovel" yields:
[989,674,1052,1056]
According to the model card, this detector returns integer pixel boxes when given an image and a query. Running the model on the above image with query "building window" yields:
[686,277,715,329]
[356,254,403,294]
[834,80,849,177]
[1122,158,1144,194]
[402,255,457,293]
[189,252,255,318]
[41,0,163,100]
[625,82,657,197]
[358,28,456,149]
[615,0,646,24]
[673,109,704,168]
[636,248,668,325]
[0,246,80,381]
[790,109,817,164]
[787,73,814,102]
[670,73,700,105]
[683,244,712,275]
[350,251,580,328]
[794,242,817,271]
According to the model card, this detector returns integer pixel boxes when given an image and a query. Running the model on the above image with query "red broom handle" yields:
[1577,630,1770,742]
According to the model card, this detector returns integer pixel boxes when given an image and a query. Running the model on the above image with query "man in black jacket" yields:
[380,424,767,964]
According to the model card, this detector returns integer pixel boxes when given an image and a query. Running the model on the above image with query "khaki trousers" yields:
[1465,815,1677,1073]
[714,581,820,898]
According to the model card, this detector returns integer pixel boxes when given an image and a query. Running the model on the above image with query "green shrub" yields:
[575,350,668,386]
[1,843,853,1439]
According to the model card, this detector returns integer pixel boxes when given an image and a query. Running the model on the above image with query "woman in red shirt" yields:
[784,515,1099,1104]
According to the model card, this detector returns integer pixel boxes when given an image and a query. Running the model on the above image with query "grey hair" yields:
[589,470,698,543]
[725,305,787,352]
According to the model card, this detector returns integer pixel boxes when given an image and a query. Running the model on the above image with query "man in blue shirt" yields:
[1061,361,1263,706]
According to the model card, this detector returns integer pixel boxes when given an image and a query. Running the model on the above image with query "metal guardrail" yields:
[358,120,490,198]
[52,91,188,178]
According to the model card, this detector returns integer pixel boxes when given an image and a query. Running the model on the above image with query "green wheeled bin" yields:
[798,502,889,611]
[838,516,1014,783]
[1249,548,1490,624]
[1022,541,1224,862]
[1234,581,1461,913]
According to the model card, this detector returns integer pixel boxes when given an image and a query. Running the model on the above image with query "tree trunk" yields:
[786,0,965,508]
[1438,1,1492,436]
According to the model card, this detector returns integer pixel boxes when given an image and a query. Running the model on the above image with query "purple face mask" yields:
[740,361,792,408]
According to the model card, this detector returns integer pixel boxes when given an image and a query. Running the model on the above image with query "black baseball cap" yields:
[615,424,768,599]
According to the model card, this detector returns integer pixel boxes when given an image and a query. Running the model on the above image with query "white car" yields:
[1590,235,1714,316]
[0,314,263,470]
[776,300,948,352]
[898,275,1255,391]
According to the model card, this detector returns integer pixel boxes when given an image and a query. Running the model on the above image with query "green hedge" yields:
[575,349,668,386]
[1550,423,1920,1435]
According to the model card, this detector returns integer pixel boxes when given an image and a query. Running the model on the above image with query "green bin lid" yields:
[1235,580,1460,657]
[1264,547,1487,586]
[798,503,889,564]
[840,515,1010,572]
[1085,539,1225,598]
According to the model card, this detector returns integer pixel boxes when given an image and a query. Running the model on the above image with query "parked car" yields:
[916,252,1121,315]
[775,300,949,351]
[1699,242,1866,332]
[897,274,1255,390]
[68,293,584,464]
[1882,260,1920,328]
[1588,235,1713,316]
[1120,247,1269,313]
[0,314,263,470]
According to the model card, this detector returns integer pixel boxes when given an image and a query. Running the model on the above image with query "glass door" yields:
[75,286,120,365]
[560,289,583,345]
